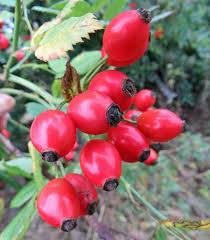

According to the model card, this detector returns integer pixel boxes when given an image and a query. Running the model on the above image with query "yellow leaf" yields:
[34,13,103,62]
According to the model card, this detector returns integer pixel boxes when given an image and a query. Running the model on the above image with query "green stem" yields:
[8,118,30,133]
[81,56,108,91]
[10,51,33,73]
[23,1,33,36]
[56,100,69,110]
[58,161,66,177]
[120,176,193,240]
[4,0,22,80]
[0,88,51,108]
[122,117,136,125]
[17,63,56,75]
[9,74,58,107]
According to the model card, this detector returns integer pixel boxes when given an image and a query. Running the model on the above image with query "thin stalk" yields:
[23,1,33,36]
[122,117,136,125]
[120,176,193,240]
[56,99,69,110]
[17,64,56,75]
[81,56,108,91]
[10,51,33,73]
[0,88,51,108]
[58,161,66,177]
[9,74,58,107]
[8,118,30,133]
[4,0,22,80]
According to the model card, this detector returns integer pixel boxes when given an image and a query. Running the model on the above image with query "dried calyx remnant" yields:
[139,149,151,162]
[122,78,137,97]
[41,150,60,162]
[106,103,123,127]
[103,178,119,191]
[61,219,77,232]
[138,8,152,23]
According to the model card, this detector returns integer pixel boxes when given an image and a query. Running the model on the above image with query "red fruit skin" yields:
[101,40,148,67]
[88,70,134,111]
[154,29,163,38]
[23,35,31,41]
[2,129,10,139]
[103,10,150,62]
[80,140,122,188]
[0,22,4,29]
[129,3,137,9]
[67,90,117,135]
[108,122,149,163]
[65,173,98,216]
[137,109,183,142]
[134,89,156,111]
[30,110,76,157]
[37,178,80,229]
[124,109,141,121]
[143,148,158,165]
[65,151,75,161]
[0,33,10,50]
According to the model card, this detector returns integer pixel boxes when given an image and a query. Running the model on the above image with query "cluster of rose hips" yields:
[30,8,186,232]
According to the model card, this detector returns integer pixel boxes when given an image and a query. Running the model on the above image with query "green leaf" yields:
[91,0,111,12]
[34,13,103,62]
[32,6,59,15]
[103,0,126,21]
[0,171,22,190]
[0,11,14,21]
[10,181,37,208]
[1,196,37,240]
[48,57,67,73]
[71,50,101,75]
[51,0,68,10]
[151,11,174,23]
[0,157,32,174]
[52,79,62,97]
[2,162,32,179]
[60,0,91,18]
[152,227,168,240]
[26,102,48,118]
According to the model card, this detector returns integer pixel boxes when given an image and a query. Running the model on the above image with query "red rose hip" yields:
[67,90,122,135]
[137,109,185,142]
[124,109,141,121]
[80,140,122,191]
[0,33,10,50]
[88,70,136,111]
[103,8,151,62]
[37,178,80,231]
[143,148,158,165]
[108,122,150,163]
[65,173,98,216]
[30,110,76,162]
[134,89,156,111]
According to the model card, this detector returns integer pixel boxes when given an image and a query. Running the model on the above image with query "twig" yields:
[0,133,23,157]
[23,1,33,36]
[87,215,142,240]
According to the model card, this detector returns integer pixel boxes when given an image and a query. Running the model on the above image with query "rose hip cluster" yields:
[30,8,186,232]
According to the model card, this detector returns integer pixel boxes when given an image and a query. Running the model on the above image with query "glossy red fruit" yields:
[101,42,148,67]
[108,122,150,163]
[80,139,122,191]
[0,33,9,50]
[137,109,185,142]
[67,90,122,135]
[124,109,141,121]
[103,8,151,62]
[30,110,76,162]
[88,70,136,111]
[134,89,156,111]
[143,148,158,165]
[2,129,10,139]
[37,178,79,232]
[65,173,98,216]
